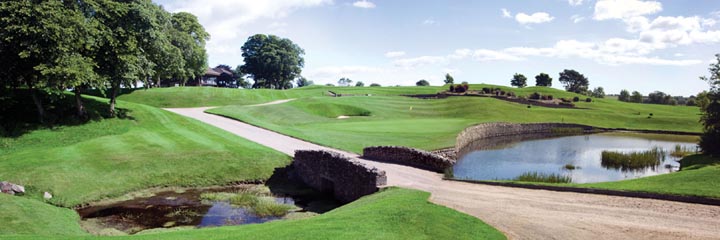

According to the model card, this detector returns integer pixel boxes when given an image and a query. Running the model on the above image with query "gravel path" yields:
[165,105,720,240]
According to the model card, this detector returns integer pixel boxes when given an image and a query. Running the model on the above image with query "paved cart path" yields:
[166,104,720,240]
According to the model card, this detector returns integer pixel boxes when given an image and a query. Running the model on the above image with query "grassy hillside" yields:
[3,188,505,240]
[208,93,701,153]
[0,194,88,236]
[0,96,290,207]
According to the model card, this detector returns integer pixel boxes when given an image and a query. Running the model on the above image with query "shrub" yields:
[529,92,541,100]
[585,97,592,102]
[541,95,549,100]
[463,83,470,92]
[572,96,580,102]
[547,95,554,100]
[506,91,515,97]
[482,87,491,94]
[499,90,505,95]
[449,85,455,92]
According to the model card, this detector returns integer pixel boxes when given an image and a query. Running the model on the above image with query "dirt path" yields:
[165,106,720,240]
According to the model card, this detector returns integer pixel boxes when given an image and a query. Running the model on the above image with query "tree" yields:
[370,83,381,87]
[355,81,365,87]
[0,1,101,122]
[559,69,589,94]
[510,73,527,88]
[619,89,630,102]
[240,34,304,89]
[296,77,313,87]
[535,73,552,87]
[416,79,430,86]
[697,91,711,110]
[444,73,454,84]
[170,12,209,86]
[338,77,353,87]
[647,91,670,104]
[630,91,643,103]
[699,54,720,154]
[591,87,606,98]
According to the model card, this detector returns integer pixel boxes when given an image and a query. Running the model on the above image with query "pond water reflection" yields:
[454,132,698,183]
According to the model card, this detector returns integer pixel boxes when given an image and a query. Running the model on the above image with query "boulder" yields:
[0,181,26,195]
[44,192,53,200]
[11,184,25,194]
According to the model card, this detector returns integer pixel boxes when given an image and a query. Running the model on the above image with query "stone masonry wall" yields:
[363,146,455,173]
[455,123,596,152]
[293,150,387,203]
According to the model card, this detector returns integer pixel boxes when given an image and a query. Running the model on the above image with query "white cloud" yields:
[161,0,332,63]
[384,51,406,58]
[423,18,436,25]
[305,65,383,79]
[352,0,375,9]
[515,12,555,24]
[571,15,585,23]
[501,8,512,18]
[593,0,662,21]
[568,0,583,6]
[392,56,448,68]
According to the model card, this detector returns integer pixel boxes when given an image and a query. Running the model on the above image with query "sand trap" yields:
[337,115,350,119]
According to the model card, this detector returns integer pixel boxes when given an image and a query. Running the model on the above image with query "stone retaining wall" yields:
[456,123,596,153]
[363,146,455,173]
[293,150,386,203]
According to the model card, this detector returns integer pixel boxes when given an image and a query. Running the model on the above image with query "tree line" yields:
[0,1,209,122]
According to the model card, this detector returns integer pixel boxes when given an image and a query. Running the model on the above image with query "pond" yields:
[77,170,341,235]
[453,132,698,183]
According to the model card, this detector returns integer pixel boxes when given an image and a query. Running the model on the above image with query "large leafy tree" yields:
[0,1,99,122]
[510,73,527,88]
[240,34,304,89]
[444,73,454,85]
[630,91,643,103]
[618,89,630,102]
[416,79,430,86]
[296,77,313,88]
[559,69,589,94]
[171,12,209,85]
[699,54,720,155]
[535,73,552,87]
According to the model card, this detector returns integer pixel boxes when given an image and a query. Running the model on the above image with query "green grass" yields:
[3,188,505,240]
[572,155,720,198]
[0,194,88,236]
[207,86,701,153]
[0,96,290,207]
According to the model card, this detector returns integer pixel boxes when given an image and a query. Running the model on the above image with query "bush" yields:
[449,85,455,92]
[547,95,553,100]
[506,91,515,97]
[573,96,580,102]
[482,87,491,94]
[529,92,541,100]
[585,98,592,102]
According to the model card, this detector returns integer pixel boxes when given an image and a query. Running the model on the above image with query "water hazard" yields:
[453,132,698,183]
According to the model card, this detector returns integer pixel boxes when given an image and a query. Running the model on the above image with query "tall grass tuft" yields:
[514,172,572,183]
[252,198,294,217]
[601,147,665,171]
[670,144,697,158]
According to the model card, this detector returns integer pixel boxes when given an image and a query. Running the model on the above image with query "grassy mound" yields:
[0,194,87,237]
[0,96,289,207]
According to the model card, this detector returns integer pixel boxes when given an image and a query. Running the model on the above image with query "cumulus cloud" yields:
[392,56,448,68]
[352,0,376,9]
[515,12,555,24]
[568,0,583,6]
[305,65,383,79]
[384,51,406,58]
[423,19,436,25]
[593,0,662,21]
[160,0,332,59]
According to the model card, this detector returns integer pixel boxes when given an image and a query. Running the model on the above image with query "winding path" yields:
[165,103,720,240]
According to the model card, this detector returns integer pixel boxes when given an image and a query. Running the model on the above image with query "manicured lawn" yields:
[0,96,290,207]
[570,155,720,198]
[208,88,701,153]
[3,188,505,240]
[0,194,88,237]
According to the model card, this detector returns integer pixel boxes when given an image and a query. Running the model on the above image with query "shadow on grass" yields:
[0,89,133,138]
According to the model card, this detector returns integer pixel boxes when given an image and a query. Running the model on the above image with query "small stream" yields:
[77,170,340,235]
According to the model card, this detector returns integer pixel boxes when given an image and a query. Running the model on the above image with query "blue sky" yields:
[155,0,720,96]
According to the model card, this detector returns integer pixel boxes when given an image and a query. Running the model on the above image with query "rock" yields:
[11,184,25,194]
[44,192,53,200]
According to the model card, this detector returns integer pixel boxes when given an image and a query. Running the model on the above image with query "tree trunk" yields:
[109,82,120,117]
[74,86,87,119]
[29,87,45,124]
[156,76,161,88]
